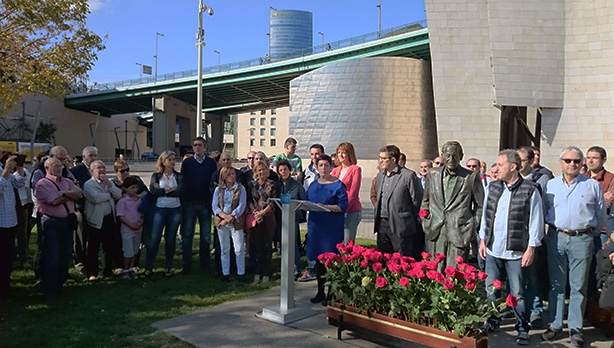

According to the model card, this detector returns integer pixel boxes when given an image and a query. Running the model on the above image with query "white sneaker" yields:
[262,276,270,283]
[253,274,260,283]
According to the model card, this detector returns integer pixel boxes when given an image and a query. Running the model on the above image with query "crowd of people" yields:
[1,138,614,348]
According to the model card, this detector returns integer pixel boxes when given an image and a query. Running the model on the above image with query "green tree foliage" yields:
[0,0,106,115]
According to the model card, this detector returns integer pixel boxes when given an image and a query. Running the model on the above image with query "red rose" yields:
[435,272,445,283]
[342,255,350,263]
[419,209,428,218]
[435,253,446,263]
[443,278,454,290]
[465,281,476,291]
[493,279,504,290]
[478,271,488,281]
[455,255,464,264]
[421,252,432,261]
[506,294,518,308]
[427,270,438,280]
[325,259,333,268]
[464,270,477,282]
[376,276,388,288]
[399,277,410,287]
[444,266,456,278]
[360,259,369,268]
[372,262,384,273]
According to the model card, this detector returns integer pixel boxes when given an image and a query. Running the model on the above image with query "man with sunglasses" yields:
[542,146,606,347]
[240,151,256,173]
[467,158,491,189]
[432,156,444,168]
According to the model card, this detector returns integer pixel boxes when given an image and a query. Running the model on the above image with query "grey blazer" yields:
[420,166,484,249]
[373,166,423,237]
[83,178,122,229]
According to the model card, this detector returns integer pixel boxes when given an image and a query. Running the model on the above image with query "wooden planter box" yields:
[327,303,488,348]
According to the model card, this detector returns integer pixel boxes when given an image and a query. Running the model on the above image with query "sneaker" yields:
[253,274,260,283]
[481,321,500,333]
[541,327,562,341]
[530,314,545,329]
[516,332,530,346]
[298,270,316,282]
[262,276,270,283]
[122,272,131,280]
[570,332,585,347]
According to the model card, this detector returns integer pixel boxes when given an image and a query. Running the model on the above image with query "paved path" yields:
[153,280,613,348]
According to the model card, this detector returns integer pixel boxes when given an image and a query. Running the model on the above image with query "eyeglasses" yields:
[561,158,582,165]
[467,165,478,168]
[434,161,442,165]
[118,168,130,174]
[247,157,254,160]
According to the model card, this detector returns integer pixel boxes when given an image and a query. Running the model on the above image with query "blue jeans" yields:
[485,254,529,333]
[41,216,73,298]
[181,203,212,270]
[524,244,547,318]
[146,207,181,270]
[344,211,362,243]
[546,228,593,332]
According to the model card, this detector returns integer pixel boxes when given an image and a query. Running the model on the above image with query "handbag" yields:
[244,211,256,230]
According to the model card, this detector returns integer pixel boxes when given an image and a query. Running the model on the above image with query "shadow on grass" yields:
[0,233,282,348]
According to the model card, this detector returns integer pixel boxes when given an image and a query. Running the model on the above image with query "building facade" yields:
[234,107,290,159]
[269,9,313,59]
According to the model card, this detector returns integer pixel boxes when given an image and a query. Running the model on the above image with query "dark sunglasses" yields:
[561,158,582,165]
[467,165,478,168]
[247,157,254,160]
[118,168,130,174]
[434,161,442,165]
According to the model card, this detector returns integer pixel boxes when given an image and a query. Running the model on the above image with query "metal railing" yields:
[69,19,427,95]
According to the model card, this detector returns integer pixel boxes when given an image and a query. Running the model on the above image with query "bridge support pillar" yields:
[152,95,198,155]
[203,113,228,152]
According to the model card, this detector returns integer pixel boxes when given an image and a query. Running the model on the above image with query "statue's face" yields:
[443,145,462,171]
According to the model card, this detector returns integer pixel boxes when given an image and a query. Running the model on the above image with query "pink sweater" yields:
[331,164,363,213]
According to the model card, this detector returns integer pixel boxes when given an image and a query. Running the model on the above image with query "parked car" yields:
[141,152,159,161]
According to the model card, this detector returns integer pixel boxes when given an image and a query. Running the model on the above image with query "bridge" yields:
[65,20,430,116]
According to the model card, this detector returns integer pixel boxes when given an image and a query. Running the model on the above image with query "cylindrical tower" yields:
[269,10,313,59]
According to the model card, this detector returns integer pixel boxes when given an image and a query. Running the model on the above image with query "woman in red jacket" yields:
[331,142,362,243]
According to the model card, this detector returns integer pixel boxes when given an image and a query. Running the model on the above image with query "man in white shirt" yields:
[479,150,544,346]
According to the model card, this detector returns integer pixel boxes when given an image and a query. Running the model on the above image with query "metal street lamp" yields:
[214,50,220,65]
[196,1,214,138]
[317,31,324,45]
[376,0,382,38]
[268,6,277,57]
[135,62,143,79]
[154,32,164,82]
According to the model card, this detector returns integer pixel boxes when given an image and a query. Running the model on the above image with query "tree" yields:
[36,121,56,143]
[0,0,106,115]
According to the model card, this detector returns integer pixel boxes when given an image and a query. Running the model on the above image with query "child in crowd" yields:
[116,176,144,279]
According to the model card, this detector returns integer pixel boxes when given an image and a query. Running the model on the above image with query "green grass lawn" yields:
[0,228,376,348]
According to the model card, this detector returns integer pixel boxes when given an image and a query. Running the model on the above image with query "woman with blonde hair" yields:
[144,150,184,278]
[248,160,277,283]
[212,166,247,282]
[331,142,362,243]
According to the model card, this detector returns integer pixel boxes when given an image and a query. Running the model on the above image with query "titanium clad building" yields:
[270,10,313,59]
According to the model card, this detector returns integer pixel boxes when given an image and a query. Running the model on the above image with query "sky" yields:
[85,0,426,84]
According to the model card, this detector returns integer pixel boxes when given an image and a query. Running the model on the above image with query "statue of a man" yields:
[421,141,484,268]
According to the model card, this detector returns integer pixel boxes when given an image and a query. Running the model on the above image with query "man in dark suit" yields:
[421,141,484,269]
[374,145,423,258]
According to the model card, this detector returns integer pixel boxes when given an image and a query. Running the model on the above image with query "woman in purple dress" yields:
[306,154,348,304]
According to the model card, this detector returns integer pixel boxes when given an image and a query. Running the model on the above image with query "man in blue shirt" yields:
[180,137,217,274]
[541,146,607,347]
[479,150,544,346]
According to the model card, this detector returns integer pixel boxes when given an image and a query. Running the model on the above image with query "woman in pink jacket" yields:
[331,142,362,243]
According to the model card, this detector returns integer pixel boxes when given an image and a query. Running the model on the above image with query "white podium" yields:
[255,196,329,325]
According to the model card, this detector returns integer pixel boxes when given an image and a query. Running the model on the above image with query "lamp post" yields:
[317,31,324,45]
[135,62,143,79]
[376,0,381,38]
[196,1,214,138]
[214,50,220,65]
[268,6,276,57]
[154,32,164,82]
